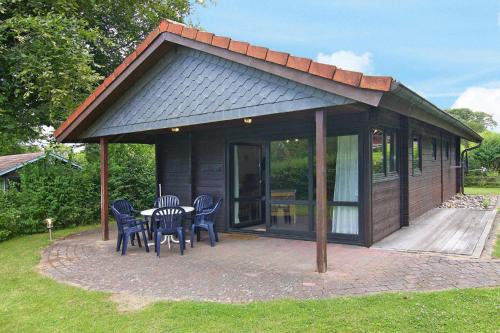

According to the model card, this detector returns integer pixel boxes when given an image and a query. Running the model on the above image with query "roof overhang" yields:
[380,82,482,142]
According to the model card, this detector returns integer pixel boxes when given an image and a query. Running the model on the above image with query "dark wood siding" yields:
[369,108,402,242]
[407,120,459,221]
[192,132,226,229]
[442,135,458,201]
[156,133,192,204]
[372,179,400,242]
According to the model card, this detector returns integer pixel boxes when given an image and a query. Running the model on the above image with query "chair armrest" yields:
[197,206,216,217]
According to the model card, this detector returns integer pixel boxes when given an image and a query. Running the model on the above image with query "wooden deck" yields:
[373,207,497,258]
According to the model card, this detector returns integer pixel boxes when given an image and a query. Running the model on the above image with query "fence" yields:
[464,175,500,188]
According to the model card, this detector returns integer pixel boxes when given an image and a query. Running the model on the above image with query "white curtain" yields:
[234,146,240,225]
[332,135,359,234]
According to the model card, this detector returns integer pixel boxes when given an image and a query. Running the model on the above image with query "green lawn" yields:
[464,187,500,195]
[0,227,499,332]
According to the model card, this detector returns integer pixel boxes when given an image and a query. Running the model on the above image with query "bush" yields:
[467,131,500,172]
[0,155,99,241]
[83,143,156,209]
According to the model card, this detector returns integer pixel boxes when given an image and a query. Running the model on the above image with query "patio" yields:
[39,227,500,303]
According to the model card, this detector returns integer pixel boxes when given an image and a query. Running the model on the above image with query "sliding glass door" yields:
[229,132,361,240]
[231,144,265,228]
[270,138,311,233]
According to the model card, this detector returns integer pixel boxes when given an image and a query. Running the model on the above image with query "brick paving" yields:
[39,228,500,303]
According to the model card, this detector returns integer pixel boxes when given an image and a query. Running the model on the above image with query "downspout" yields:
[460,143,481,195]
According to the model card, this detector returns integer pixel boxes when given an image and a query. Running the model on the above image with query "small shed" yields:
[0,152,81,191]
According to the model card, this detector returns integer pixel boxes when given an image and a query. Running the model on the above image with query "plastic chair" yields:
[112,199,150,241]
[191,198,222,247]
[152,207,186,256]
[154,195,180,208]
[110,203,149,256]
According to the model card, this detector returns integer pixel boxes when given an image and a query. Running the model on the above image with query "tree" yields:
[468,131,500,173]
[0,0,201,148]
[445,108,497,133]
[0,14,103,143]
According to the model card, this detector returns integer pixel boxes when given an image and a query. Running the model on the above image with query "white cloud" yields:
[316,50,373,73]
[452,85,500,132]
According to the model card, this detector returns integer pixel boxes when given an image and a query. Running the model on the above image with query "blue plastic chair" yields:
[112,199,150,241]
[192,194,214,240]
[191,198,222,247]
[110,203,149,256]
[154,195,180,208]
[152,207,186,257]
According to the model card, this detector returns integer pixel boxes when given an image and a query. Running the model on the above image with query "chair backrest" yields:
[112,199,134,215]
[152,207,185,230]
[210,198,223,217]
[110,206,127,233]
[195,198,223,224]
[154,195,180,208]
[193,194,214,213]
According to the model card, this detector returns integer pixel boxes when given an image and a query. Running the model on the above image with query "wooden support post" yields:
[315,110,327,273]
[100,137,109,241]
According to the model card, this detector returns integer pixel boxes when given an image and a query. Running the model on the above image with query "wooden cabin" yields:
[55,20,481,270]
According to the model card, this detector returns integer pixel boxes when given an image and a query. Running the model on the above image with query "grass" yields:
[464,187,500,195]
[0,227,499,332]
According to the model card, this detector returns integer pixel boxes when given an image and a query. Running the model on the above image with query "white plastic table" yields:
[140,206,194,248]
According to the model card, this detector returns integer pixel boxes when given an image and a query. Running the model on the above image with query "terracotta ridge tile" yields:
[167,21,184,34]
[195,31,214,44]
[159,21,169,32]
[286,55,312,72]
[211,35,231,49]
[359,75,393,91]
[265,50,289,65]
[181,26,198,39]
[228,40,249,54]
[333,68,363,87]
[246,45,268,59]
[308,61,336,79]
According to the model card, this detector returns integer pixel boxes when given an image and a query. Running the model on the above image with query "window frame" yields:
[444,141,450,161]
[431,138,437,161]
[371,128,399,182]
[411,135,422,176]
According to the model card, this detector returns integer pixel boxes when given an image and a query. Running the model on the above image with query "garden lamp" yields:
[44,218,54,241]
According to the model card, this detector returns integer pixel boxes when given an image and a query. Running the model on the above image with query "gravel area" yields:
[439,194,497,210]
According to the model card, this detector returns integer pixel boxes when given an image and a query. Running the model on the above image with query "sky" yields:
[190,1,500,131]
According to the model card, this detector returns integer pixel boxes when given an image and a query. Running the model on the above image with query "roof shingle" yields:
[0,152,44,175]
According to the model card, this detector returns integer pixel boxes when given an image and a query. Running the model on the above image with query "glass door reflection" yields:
[231,144,265,229]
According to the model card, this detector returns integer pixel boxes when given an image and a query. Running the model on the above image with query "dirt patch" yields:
[109,293,158,312]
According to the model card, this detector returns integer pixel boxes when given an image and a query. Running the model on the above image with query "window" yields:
[269,134,361,237]
[371,129,384,175]
[432,138,437,160]
[412,136,422,175]
[327,135,359,235]
[444,141,449,161]
[270,138,310,231]
[371,128,398,179]
[386,131,397,173]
